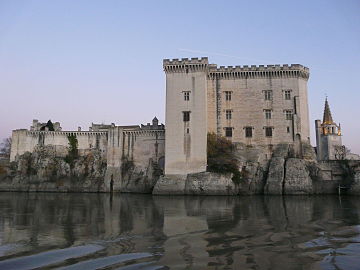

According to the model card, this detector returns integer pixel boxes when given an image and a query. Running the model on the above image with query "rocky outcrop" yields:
[264,157,285,195]
[0,146,162,193]
[153,172,237,195]
[185,172,237,195]
[153,175,187,195]
[283,158,313,194]
[0,148,107,192]
[348,171,360,195]
[118,159,163,193]
[2,143,360,195]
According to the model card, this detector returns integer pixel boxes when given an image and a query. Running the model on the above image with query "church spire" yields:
[323,97,334,124]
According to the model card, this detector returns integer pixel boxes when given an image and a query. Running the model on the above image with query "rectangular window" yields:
[284,110,293,120]
[287,126,290,133]
[264,109,272,119]
[225,127,232,137]
[225,91,232,101]
[265,127,272,137]
[183,111,190,122]
[184,91,190,101]
[245,127,253,138]
[225,110,232,120]
[284,90,291,100]
[264,90,272,100]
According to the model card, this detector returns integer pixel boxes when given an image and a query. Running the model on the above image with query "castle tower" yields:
[315,98,342,160]
[163,58,209,175]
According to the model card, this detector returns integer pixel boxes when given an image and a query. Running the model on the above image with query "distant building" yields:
[315,98,360,161]
[315,98,342,160]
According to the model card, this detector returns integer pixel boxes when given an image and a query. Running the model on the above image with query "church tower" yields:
[315,98,342,160]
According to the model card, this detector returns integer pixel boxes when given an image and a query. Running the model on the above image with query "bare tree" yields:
[334,145,350,160]
[0,137,12,158]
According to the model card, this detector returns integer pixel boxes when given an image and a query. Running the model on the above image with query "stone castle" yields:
[9,57,355,189]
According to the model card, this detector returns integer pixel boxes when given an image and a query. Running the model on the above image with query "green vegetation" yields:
[64,134,78,166]
[207,133,241,184]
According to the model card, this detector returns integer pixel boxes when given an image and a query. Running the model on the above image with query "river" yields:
[0,193,359,269]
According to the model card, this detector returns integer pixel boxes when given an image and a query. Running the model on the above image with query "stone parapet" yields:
[208,64,309,79]
[163,57,208,73]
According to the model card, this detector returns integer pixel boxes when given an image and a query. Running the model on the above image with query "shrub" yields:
[64,135,78,166]
[207,133,241,183]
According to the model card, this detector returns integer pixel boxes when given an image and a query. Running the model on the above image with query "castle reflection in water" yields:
[0,193,359,269]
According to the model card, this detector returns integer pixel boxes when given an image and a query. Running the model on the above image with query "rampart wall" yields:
[10,130,108,161]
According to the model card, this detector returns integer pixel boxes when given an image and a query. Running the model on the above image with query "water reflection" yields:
[0,193,359,269]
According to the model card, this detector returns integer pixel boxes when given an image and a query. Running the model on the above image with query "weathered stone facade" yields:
[164,57,310,176]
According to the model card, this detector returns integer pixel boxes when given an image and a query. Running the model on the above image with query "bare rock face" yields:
[349,171,360,195]
[284,158,313,195]
[0,147,107,192]
[152,175,187,195]
[238,163,266,195]
[117,159,162,193]
[185,172,237,195]
[153,172,239,195]
[264,157,285,195]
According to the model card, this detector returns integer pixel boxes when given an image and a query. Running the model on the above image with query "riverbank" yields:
[1,144,360,195]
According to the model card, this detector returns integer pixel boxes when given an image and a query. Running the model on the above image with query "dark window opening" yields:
[226,110,232,120]
[264,90,272,100]
[225,91,232,101]
[284,90,291,100]
[184,91,190,101]
[245,127,253,138]
[225,127,232,137]
[264,109,272,119]
[265,127,273,137]
[287,126,290,133]
[183,111,190,122]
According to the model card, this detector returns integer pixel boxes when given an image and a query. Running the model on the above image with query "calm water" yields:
[0,193,359,270]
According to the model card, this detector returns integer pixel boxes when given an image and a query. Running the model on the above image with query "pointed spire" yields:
[323,97,334,124]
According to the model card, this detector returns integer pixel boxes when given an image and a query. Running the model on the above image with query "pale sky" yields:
[1,0,359,153]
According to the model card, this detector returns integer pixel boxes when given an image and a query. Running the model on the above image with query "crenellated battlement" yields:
[208,63,309,79]
[163,56,309,78]
[163,57,208,73]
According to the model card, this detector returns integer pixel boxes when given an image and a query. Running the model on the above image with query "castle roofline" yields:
[163,57,309,79]
[209,63,309,72]
[163,57,208,65]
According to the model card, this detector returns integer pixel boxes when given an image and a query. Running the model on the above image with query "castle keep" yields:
[164,57,310,175]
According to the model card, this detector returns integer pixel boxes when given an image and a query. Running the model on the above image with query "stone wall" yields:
[10,130,108,161]
[207,64,310,146]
